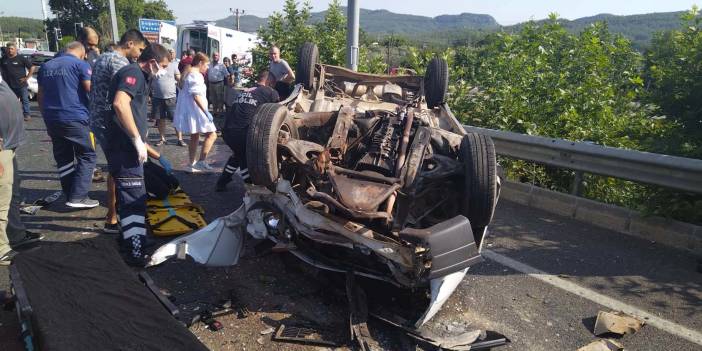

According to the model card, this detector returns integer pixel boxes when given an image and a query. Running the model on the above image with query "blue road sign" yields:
[139,18,177,33]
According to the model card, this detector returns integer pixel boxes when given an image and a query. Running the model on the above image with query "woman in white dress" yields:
[174,53,218,173]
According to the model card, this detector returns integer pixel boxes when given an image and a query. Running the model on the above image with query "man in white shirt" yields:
[207,52,228,116]
[268,46,295,99]
[152,49,183,146]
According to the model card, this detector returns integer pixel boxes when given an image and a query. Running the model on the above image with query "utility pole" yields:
[229,8,245,31]
[108,0,119,43]
[346,0,359,71]
[74,22,84,37]
[0,11,4,44]
[39,0,49,49]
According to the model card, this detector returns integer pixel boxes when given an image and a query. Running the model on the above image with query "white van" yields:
[177,22,257,63]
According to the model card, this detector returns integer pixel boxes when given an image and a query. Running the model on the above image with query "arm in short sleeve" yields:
[271,89,280,103]
[115,67,143,98]
[78,61,92,82]
[187,74,207,96]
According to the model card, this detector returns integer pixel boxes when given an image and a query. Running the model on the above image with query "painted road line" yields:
[482,249,702,346]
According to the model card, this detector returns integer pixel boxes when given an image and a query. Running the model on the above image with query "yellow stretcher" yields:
[146,190,207,237]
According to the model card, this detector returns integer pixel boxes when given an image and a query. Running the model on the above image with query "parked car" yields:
[24,51,55,100]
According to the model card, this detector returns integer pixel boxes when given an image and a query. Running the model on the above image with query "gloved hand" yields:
[159,156,173,174]
[205,111,214,122]
[131,137,148,164]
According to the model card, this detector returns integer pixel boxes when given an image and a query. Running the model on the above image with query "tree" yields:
[143,0,175,21]
[253,0,348,75]
[47,0,105,37]
[47,0,176,46]
[644,6,702,159]
[315,0,346,66]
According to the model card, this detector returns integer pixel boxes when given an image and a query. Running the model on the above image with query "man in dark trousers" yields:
[89,29,148,233]
[216,70,279,191]
[37,41,99,209]
[0,43,35,121]
[106,43,170,266]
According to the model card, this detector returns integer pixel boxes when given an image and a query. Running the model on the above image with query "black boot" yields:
[215,170,235,192]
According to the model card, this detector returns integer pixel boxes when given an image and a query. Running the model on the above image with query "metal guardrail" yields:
[463,126,702,194]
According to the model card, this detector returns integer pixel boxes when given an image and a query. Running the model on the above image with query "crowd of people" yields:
[0,26,296,266]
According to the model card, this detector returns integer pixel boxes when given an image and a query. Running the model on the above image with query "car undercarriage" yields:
[150,42,503,349]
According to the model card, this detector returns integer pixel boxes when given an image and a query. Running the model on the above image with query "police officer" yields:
[106,43,170,266]
[216,70,279,191]
[37,41,99,208]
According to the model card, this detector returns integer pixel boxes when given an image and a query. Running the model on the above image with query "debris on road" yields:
[260,327,275,335]
[272,324,340,347]
[19,190,62,215]
[593,311,645,336]
[577,339,624,351]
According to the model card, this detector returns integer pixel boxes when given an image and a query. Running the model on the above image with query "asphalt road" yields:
[0,105,700,350]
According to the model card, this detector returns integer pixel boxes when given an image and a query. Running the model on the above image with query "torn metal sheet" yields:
[415,268,469,328]
[147,205,247,267]
[593,310,645,336]
[577,339,624,351]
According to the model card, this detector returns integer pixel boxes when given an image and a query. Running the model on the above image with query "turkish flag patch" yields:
[125,76,137,86]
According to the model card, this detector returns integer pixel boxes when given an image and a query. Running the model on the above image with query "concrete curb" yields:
[499,181,702,255]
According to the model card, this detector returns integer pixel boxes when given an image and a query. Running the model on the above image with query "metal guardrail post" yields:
[464,125,702,194]
[571,171,584,196]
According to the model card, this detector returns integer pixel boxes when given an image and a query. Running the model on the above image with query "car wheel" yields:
[460,132,497,245]
[424,57,448,108]
[296,42,319,91]
[247,103,299,188]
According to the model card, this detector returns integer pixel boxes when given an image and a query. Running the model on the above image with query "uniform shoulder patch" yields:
[125,76,137,85]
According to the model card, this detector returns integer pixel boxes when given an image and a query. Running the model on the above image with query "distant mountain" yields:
[506,12,685,49]
[0,17,45,39]
[215,8,499,34]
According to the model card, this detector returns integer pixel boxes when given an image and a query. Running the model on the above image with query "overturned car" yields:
[152,43,500,333]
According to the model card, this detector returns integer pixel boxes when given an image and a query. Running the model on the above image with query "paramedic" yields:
[216,70,279,191]
[106,43,171,266]
[37,41,99,209]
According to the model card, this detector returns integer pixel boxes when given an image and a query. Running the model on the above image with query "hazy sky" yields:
[2,0,699,25]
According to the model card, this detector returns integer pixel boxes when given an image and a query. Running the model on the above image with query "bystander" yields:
[0,43,35,121]
[152,48,183,146]
[0,75,42,265]
[207,52,228,115]
[268,46,295,99]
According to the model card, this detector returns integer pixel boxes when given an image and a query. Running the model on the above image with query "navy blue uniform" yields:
[37,54,96,202]
[217,84,279,189]
[105,63,150,257]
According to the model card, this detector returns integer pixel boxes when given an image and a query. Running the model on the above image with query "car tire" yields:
[460,132,497,245]
[247,103,299,188]
[424,57,448,108]
[296,42,319,91]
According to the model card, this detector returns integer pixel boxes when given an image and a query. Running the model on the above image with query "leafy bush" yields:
[443,14,700,223]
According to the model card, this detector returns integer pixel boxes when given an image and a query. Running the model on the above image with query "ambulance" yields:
[177,21,257,63]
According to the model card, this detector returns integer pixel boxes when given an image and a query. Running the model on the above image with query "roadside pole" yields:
[346,0,359,71]
[39,0,49,49]
[108,0,119,43]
